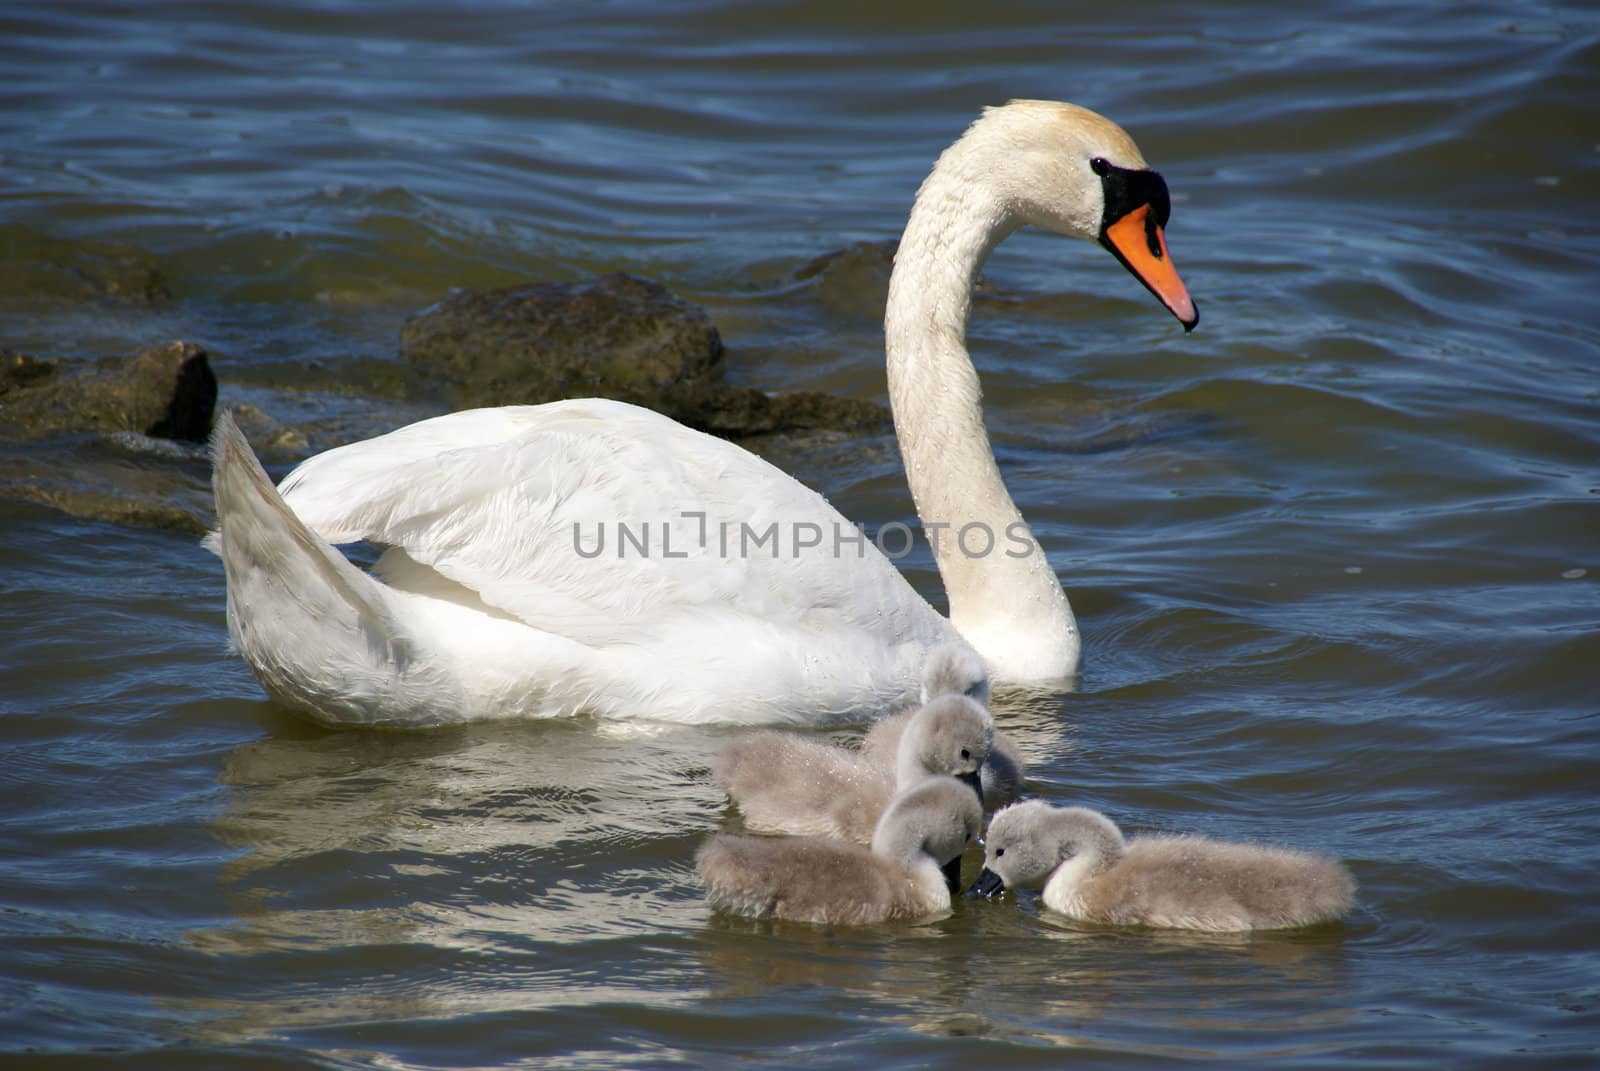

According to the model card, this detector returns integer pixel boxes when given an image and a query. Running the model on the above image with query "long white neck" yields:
[884,147,1079,682]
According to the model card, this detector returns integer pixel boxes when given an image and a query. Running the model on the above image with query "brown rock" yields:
[680,383,887,437]
[401,272,723,411]
[0,340,216,442]
[399,271,887,437]
[1,350,59,396]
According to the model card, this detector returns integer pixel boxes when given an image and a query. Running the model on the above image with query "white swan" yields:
[714,692,991,843]
[697,775,983,926]
[968,802,1356,931]
[207,99,1197,727]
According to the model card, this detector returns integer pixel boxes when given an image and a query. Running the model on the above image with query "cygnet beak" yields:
[964,866,1007,900]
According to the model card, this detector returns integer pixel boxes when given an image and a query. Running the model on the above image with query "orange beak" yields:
[1100,204,1198,332]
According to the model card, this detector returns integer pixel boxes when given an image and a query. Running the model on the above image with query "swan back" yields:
[713,729,892,840]
[1074,832,1357,932]
[697,774,982,926]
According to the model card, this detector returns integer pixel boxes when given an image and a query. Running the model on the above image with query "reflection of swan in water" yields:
[181,712,727,1039]
[969,802,1356,931]
[713,693,989,843]
[206,99,1199,728]
[695,859,1357,1036]
[177,706,1355,1046]
[697,776,983,926]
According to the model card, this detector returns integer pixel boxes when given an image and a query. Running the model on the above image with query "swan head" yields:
[951,99,1198,331]
[870,774,985,885]
[966,800,1125,898]
[900,693,994,804]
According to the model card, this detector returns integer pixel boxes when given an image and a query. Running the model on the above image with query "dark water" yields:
[3,1,1598,1067]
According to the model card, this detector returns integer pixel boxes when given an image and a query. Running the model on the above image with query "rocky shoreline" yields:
[0,240,889,535]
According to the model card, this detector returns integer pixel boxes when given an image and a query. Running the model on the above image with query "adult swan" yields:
[208,100,1198,727]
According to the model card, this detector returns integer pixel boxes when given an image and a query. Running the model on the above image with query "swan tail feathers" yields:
[208,412,426,726]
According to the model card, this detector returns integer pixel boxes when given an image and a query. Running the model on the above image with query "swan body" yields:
[208,99,1197,726]
[209,405,951,726]
[969,802,1355,931]
[697,775,983,926]
[714,692,991,842]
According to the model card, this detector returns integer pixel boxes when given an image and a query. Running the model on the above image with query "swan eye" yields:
[960,748,972,760]
[1090,156,1111,177]
[995,847,1005,857]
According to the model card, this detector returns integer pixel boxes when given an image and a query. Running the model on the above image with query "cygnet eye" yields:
[960,748,972,761]
[995,847,1005,857]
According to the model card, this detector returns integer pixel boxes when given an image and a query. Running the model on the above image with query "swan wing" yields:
[276,399,947,652]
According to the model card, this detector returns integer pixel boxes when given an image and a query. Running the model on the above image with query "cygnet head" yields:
[871,775,985,878]
[899,694,994,804]
[937,100,1197,330]
[967,800,1123,898]
[920,642,990,706]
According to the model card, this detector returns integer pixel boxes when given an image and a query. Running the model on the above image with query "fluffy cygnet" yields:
[697,775,984,926]
[863,644,1023,807]
[968,801,1356,932]
[714,693,990,843]
[919,642,991,706]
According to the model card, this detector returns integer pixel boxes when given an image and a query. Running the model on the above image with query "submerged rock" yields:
[400,272,886,437]
[1,350,58,396]
[0,224,172,304]
[794,239,900,321]
[794,239,993,321]
[1,268,895,534]
[682,383,885,437]
[402,272,722,409]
